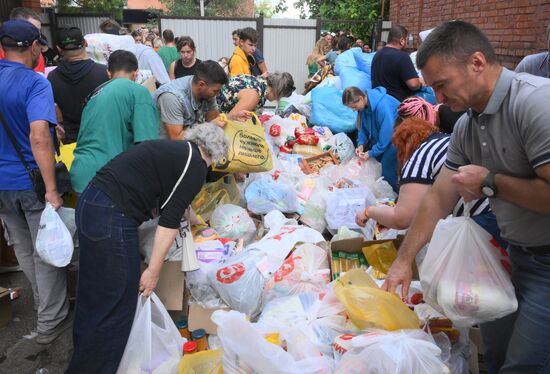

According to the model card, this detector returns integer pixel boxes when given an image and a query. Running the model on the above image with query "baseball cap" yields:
[0,19,46,47]
[56,26,84,50]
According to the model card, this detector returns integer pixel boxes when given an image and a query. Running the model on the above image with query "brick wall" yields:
[389,0,550,69]
[22,0,41,11]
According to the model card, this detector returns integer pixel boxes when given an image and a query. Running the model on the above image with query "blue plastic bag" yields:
[335,48,375,92]
[415,86,436,105]
[310,87,357,134]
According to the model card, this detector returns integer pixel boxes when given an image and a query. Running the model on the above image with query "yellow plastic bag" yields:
[178,349,223,374]
[213,116,272,173]
[55,142,77,171]
[192,176,240,222]
[362,241,397,279]
[333,269,420,331]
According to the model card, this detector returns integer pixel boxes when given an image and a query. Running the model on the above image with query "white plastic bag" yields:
[245,176,302,214]
[210,204,256,245]
[263,243,330,304]
[35,203,73,267]
[117,293,184,374]
[85,33,135,65]
[212,310,333,374]
[325,187,374,230]
[335,329,448,374]
[420,214,517,327]
[325,133,355,163]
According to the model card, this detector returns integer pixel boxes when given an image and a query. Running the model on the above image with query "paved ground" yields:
[0,270,74,374]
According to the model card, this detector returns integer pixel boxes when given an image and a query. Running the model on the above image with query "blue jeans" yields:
[66,184,141,374]
[481,245,550,374]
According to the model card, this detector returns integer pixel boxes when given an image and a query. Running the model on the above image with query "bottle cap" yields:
[175,319,188,329]
[183,341,197,353]
[191,328,206,340]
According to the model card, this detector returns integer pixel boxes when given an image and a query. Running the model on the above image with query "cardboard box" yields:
[0,287,13,329]
[147,261,186,311]
[188,303,229,335]
[329,236,419,280]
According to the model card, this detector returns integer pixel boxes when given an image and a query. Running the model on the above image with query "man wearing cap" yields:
[48,27,109,146]
[0,19,69,344]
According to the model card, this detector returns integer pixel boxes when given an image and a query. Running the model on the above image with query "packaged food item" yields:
[192,329,209,352]
[362,241,398,279]
[338,251,348,273]
[331,252,340,280]
[300,151,339,175]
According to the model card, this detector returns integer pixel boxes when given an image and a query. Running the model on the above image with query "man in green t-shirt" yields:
[70,50,159,193]
[157,29,179,73]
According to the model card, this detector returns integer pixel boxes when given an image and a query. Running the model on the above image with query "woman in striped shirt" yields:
[356,117,502,243]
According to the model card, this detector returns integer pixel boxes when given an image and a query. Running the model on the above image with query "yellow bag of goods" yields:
[55,142,77,171]
[178,349,223,374]
[333,269,420,331]
[213,116,272,173]
[362,241,397,279]
[192,176,240,222]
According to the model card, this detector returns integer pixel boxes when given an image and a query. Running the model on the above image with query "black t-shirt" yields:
[93,140,208,229]
[174,58,202,79]
[48,60,109,144]
[371,47,418,102]
[437,105,466,134]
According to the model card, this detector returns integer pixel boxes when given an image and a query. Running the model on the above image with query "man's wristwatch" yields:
[481,172,497,198]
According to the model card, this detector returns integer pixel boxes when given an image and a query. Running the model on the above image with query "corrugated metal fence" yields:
[159,16,319,92]
[55,14,110,36]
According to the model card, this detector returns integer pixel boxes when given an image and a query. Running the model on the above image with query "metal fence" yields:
[55,13,110,36]
[0,0,21,23]
[159,16,321,93]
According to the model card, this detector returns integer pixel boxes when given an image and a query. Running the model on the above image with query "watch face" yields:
[482,186,495,197]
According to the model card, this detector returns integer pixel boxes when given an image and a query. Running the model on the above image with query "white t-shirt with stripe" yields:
[400,133,490,217]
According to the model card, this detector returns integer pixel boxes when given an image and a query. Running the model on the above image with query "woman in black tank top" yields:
[169,36,202,80]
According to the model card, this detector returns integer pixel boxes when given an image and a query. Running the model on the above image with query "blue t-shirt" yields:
[0,60,57,190]
[250,48,265,76]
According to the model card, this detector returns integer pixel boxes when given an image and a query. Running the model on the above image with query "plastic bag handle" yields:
[463,201,474,217]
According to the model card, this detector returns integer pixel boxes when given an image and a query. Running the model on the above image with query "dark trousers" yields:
[66,184,141,374]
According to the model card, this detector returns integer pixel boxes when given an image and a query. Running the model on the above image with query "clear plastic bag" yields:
[325,133,355,163]
[35,203,73,267]
[245,176,302,215]
[420,214,518,327]
[260,291,348,356]
[335,329,448,374]
[263,243,331,304]
[117,293,184,374]
[212,310,333,374]
[325,187,374,230]
[210,204,256,245]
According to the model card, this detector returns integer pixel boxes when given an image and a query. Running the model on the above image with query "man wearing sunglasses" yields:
[515,23,550,78]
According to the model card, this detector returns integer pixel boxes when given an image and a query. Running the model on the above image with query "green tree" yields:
[56,0,126,20]
[255,0,276,18]
[276,0,382,41]
[158,0,241,17]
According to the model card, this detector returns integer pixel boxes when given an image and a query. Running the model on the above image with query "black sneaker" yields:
[36,315,73,345]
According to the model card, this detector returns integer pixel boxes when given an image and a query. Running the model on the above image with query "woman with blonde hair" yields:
[306,38,330,77]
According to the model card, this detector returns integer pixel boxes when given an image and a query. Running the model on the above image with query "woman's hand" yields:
[211,114,227,128]
[355,145,369,160]
[228,110,253,122]
[355,207,370,227]
[139,267,160,297]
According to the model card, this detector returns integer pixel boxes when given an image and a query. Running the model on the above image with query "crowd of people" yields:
[0,6,550,374]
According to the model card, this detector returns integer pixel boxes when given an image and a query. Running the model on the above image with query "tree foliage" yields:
[158,0,241,17]
[56,0,126,20]
[276,0,383,41]
[255,0,277,18]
